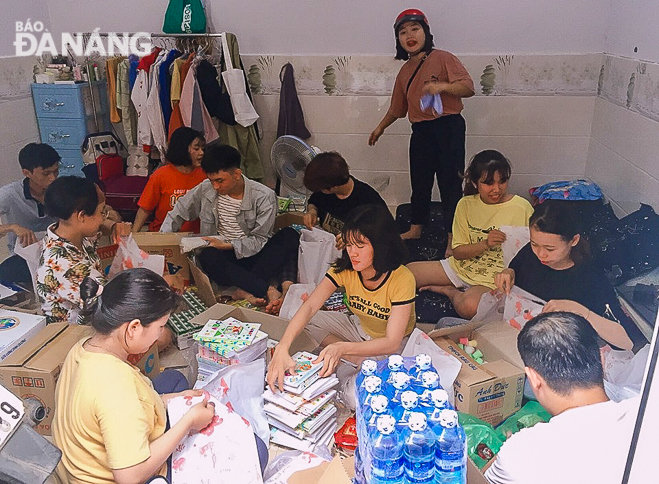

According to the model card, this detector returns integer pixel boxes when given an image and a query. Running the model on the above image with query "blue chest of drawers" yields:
[31,82,110,176]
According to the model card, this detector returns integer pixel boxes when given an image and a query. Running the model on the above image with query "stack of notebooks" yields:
[263,351,339,452]
[193,317,268,383]
[167,291,208,349]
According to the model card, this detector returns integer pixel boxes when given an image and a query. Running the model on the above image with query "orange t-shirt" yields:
[138,164,206,232]
[389,49,474,123]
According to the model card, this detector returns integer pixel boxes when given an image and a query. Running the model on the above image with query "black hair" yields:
[517,311,604,396]
[304,152,350,192]
[19,143,61,171]
[463,150,512,196]
[200,143,242,174]
[80,268,178,334]
[333,205,407,281]
[529,200,591,265]
[395,20,434,61]
[45,176,99,220]
[166,127,204,167]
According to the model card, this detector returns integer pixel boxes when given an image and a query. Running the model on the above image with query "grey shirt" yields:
[160,175,277,259]
[0,179,55,253]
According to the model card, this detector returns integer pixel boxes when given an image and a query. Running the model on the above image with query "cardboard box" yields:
[0,309,47,361]
[0,323,91,435]
[189,303,316,354]
[132,232,192,285]
[127,343,160,380]
[274,212,305,231]
[430,320,525,427]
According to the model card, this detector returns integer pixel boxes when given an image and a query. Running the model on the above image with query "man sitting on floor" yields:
[485,311,640,484]
[303,151,387,235]
[161,144,300,314]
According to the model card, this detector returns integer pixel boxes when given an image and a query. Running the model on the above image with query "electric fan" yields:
[270,135,320,197]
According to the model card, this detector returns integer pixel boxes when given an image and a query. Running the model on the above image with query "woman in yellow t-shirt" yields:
[267,205,416,409]
[52,268,215,484]
[408,150,533,319]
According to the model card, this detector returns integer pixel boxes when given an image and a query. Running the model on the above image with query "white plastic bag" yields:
[502,286,545,330]
[168,394,263,484]
[196,358,270,444]
[108,234,165,278]
[220,33,259,127]
[402,329,462,406]
[126,145,149,177]
[13,238,44,296]
[279,283,316,320]
[263,448,332,484]
[602,344,650,402]
[297,228,341,287]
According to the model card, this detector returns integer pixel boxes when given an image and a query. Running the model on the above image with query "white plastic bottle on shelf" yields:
[402,412,436,484]
[434,409,467,484]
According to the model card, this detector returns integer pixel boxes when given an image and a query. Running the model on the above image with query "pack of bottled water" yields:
[354,354,467,484]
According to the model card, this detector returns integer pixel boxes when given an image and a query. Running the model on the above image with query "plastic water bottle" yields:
[368,414,405,484]
[358,375,384,456]
[385,371,411,405]
[416,371,441,408]
[356,359,378,401]
[354,446,366,484]
[427,389,451,426]
[434,409,467,484]
[409,354,436,382]
[382,354,406,384]
[393,390,419,429]
[365,395,391,434]
[402,412,436,483]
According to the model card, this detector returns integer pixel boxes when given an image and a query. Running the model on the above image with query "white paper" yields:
[181,236,226,253]
[500,225,530,267]
[168,394,263,484]
[278,283,316,320]
[502,286,545,330]
[0,284,17,300]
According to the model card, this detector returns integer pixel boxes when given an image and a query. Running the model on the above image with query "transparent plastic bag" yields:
[263,447,332,484]
[602,344,650,402]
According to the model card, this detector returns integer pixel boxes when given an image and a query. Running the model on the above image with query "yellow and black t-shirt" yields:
[326,265,416,338]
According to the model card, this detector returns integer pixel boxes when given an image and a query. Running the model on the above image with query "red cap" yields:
[394,9,429,32]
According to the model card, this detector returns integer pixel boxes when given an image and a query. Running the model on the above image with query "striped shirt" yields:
[215,194,245,240]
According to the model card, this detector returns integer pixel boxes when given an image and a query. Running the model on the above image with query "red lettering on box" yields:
[23,377,33,387]
[11,376,22,386]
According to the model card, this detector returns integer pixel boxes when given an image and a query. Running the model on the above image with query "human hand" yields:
[266,345,296,392]
[202,237,232,250]
[13,225,37,247]
[368,126,384,146]
[111,222,133,244]
[185,396,216,432]
[314,342,346,378]
[335,232,345,251]
[495,269,515,294]
[485,229,506,248]
[422,80,450,95]
[542,299,589,319]
[303,211,318,230]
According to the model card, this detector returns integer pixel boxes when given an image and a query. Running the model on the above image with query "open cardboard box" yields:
[0,323,91,435]
[429,320,525,427]
[189,303,316,354]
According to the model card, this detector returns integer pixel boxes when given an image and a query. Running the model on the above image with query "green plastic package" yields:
[495,401,552,440]
[458,412,505,470]
[163,0,207,34]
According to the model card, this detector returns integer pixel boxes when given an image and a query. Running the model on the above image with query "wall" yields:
[603,0,659,64]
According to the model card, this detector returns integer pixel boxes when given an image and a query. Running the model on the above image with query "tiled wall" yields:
[247,53,601,208]
[0,56,40,182]
[585,54,659,216]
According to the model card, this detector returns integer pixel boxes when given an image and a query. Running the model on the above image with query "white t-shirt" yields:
[485,397,640,484]
[215,194,245,241]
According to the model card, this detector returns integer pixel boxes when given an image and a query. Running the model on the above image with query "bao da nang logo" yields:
[14,22,152,57]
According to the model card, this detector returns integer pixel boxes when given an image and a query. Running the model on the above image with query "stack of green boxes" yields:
[167,290,208,349]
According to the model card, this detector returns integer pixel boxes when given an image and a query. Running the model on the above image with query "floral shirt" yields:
[36,225,106,324]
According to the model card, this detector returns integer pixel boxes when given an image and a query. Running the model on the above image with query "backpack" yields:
[163,0,207,34]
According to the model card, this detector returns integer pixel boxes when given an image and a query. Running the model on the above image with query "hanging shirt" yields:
[116,58,137,145]
[168,54,195,140]
[159,49,181,133]
[180,60,219,143]
[132,48,161,147]
[105,57,124,123]
[146,50,168,155]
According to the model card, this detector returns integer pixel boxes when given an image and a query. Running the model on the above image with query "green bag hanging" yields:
[163,0,207,34]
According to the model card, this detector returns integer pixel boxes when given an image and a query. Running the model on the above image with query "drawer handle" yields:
[55,102,65,107]
[47,132,72,142]
[59,161,77,169]
[41,98,66,111]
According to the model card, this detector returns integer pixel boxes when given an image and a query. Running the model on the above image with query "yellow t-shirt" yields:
[449,194,533,288]
[52,338,167,484]
[326,265,416,339]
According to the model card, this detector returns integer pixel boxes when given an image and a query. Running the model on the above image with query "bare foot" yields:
[232,288,266,307]
[265,286,283,314]
[401,224,423,240]
[419,285,460,297]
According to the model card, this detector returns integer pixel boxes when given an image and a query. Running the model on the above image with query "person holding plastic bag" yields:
[52,269,215,484]
[267,205,416,409]
[494,201,633,350]
[36,176,132,325]
[368,9,474,245]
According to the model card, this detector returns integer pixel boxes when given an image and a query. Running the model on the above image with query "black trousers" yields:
[409,113,466,232]
[198,227,300,298]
